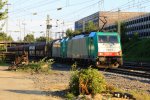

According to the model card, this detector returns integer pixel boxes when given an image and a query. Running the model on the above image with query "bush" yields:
[69,67,106,96]
[17,58,54,73]
[65,92,75,100]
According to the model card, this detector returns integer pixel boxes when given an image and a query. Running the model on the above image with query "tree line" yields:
[66,21,98,37]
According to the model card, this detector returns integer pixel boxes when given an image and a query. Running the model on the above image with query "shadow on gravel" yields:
[51,63,71,71]
[44,89,68,98]
[5,89,68,98]
[5,89,46,95]
[0,77,24,79]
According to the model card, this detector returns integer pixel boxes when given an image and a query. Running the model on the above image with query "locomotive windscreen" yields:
[98,36,118,43]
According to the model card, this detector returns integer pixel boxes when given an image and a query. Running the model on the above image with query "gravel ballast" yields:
[26,63,150,99]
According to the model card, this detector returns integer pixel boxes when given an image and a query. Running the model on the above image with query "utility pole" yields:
[61,21,65,38]
[46,15,52,42]
[5,3,11,52]
[82,20,85,32]
[18,20,22,41]
[118,8,121,35]
[22,23,26,42]
[56,19,59,39]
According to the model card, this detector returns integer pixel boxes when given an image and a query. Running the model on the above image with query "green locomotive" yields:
[59,32,122,68]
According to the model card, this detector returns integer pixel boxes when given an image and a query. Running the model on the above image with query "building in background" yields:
[75,11,146,32]
[104,13,150,38]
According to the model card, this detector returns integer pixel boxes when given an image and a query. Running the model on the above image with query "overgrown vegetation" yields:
[119,22,150,62]
[67,66,106,98]
[0,61,9,66]
[17,58,54,74]
[123,38,150,62]
[0,54,8,66]
[129,90,150,100]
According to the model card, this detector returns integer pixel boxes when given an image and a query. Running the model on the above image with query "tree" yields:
[74,30,81,35]
[0,1,10,41]
[66,29,74,37]
[66,21,97,37]
[132,32,139,41]
[85,21,97,33]
[0,0,7,20]
[0,32,13,41]
[0,32,13,51]
[24,34,35,42]
[0,1,12,51]
[0,0,8,31]
[120,22,129,44]
[36,36,46,42]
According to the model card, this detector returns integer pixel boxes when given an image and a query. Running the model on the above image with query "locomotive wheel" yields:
[96,61,108,68]
[111,62,119,68]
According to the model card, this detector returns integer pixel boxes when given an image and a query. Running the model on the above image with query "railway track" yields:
[121,66,150,72]
[123,61,150,72]
[53,62,150,79]
[103,68,150,79]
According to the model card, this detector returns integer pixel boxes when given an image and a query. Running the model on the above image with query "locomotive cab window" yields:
[98,36,118,43]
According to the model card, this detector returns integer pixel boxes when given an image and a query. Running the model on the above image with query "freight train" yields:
[7,32,123,68]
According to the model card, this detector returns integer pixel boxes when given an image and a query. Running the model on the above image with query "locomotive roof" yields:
[89,32,96,37]
[72,34,86,39]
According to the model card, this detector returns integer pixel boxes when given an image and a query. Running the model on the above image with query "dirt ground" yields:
[0,64,149,100]
[0,66,58,100]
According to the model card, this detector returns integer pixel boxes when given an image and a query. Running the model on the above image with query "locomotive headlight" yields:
[101,53,104,56]
[118,51,122,56]
[99,52,103,56]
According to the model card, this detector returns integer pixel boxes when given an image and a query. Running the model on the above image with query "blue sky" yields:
[6,0,150,41]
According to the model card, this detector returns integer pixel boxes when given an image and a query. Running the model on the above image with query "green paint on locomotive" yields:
[88,32,121,60]
[60,38,66,58]
[60,32,121,60]
[88,32,98,60]
[60,37,71,58]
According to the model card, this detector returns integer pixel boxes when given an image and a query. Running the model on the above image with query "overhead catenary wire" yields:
[61,0,104,19]
[10,0,150,24]
[10,0,150,28]
[12,0,27,6]
[10,0,150,20]
[10,0,60,15]
[10,0,99,19]
[62,0,150,21]
[8,0,150,40]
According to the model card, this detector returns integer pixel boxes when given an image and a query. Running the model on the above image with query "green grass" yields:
[114,88,150,100]
[123,38,150,62]
[129,90,150,100]
[0,62,10,66]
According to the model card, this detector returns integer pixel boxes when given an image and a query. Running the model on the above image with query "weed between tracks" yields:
[16,58,54,74]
